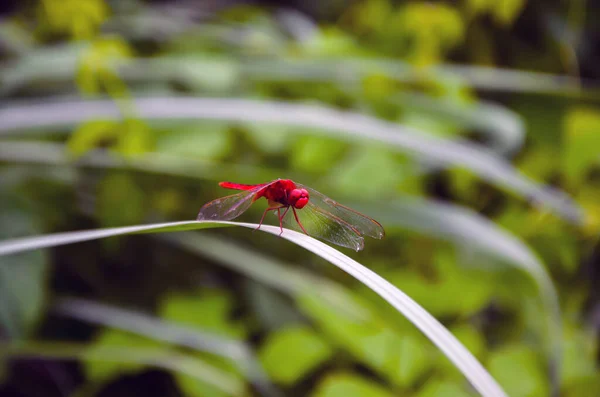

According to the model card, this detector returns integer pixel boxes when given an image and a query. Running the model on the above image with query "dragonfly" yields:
[197,179,385,251]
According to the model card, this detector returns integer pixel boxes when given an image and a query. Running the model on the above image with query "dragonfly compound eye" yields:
[290,188,309,209]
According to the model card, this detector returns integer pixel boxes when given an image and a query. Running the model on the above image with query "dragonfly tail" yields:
[219,181,262,191]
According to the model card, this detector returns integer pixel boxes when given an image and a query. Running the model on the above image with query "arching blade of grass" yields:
[2,44,596,97]
[366,198,561,389]
[0,140,561,391]
[0,341,244,396]
[390,92,525,155]
[0,140,563,383]
[244,58,596,96]
[0,220,508,397]
[0,141,285,183]
[54,298,280,397]
[0,97,583,223]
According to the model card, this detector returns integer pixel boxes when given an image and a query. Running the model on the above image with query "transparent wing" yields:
[282,202,366,251]
[197,189,259,221]
[297,184,385,239]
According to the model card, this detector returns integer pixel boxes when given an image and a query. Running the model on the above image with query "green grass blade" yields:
[0,140,563,380]
[0,140,565,382]
[370,198,562,388]
[0,341,243,395]
[0,98,583,222]
[55,298,280,397]
[391,92,524,155]
[2,45,597,96]
[0,220,508,396]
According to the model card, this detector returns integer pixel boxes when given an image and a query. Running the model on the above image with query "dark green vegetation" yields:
[0,0,599,396]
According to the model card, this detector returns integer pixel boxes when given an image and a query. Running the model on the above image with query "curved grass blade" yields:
[0,140,562,385]
[0,97,583,223]
[0,139,564,389]
[367,198,561,391]
[390,92,525,155]
[243,58,596,96]
[0,221,209,256]
[2,46,596,97]
[0,141,285,183]
[0,220,508,396]
[0,341,243,395]
[54,298,280,397]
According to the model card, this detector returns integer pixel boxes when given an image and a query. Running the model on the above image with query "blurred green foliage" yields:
[259,325,332,384]
[1,0,600,396]
[39,0,108,39]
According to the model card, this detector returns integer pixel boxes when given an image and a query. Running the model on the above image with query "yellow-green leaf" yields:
[85,330,163,381]
[563,108,600,186]
[489,345,548,397]
[159,290,246,339]
[259,325,333,385]
[312,373,394,397]
[67,120,119,157]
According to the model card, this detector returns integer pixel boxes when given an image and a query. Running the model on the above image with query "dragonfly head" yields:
[289,188,309,209]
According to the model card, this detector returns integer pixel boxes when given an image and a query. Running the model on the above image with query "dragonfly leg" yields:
[278,206,290,236]
[255,207,278,231]
[292,207,309,235]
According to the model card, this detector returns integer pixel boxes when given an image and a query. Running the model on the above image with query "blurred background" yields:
[0,0,599,396]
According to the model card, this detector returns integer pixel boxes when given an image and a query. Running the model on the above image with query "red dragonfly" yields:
[197,179,384,251]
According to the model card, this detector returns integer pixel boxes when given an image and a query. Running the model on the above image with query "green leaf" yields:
[159,290,246,339]
[561,322,597,387]
[312,373,394,397]
[352,0,393,35]
[393,334,433,386]
[299,292,433,388]
[159,291,248,397]
[67,120,119,157]
[175,374,232,397]
[576,186,600,236]
[564,374,600,397]
[76,37,132,95]
[417,379,473,397]
[392,3,464,65]
[259,325,333,385]
[68,118,153,158]
[493,0,526,25]
[40,0,108,39]
[85,329,163,382]
[115,119,154,157]
[563,107,600,185]
[489,345,548,397]
[388,251,495,318]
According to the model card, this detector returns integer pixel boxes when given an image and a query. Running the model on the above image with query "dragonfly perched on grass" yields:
[197,179,384,251]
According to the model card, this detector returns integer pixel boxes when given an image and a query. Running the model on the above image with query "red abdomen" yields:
[219,181,264,191]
